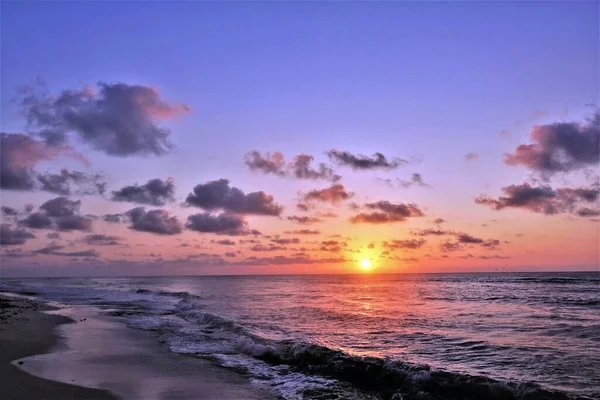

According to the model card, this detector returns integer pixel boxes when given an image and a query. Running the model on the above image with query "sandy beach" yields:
[0,294,117,400]
[0,293,276,400]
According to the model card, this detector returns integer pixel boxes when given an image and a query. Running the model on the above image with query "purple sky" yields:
[1,1,598,276]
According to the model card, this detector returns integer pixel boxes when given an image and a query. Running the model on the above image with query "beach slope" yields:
[0,295,117,400]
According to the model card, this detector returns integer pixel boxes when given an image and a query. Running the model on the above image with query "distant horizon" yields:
[3,267,599,280]
[1,1,598,277]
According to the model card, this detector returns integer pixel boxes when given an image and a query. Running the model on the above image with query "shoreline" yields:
[0,294,118,400]
[0,293,276,400]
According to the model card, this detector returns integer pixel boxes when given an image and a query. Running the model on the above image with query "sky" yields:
[1,1,598,277]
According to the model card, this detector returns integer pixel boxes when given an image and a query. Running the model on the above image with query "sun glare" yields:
[360,259,372,269]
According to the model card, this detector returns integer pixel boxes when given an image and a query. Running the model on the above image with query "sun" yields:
[360,259,372,269]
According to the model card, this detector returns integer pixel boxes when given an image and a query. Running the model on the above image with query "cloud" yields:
[319,240,347,252]
[2,206,19,217]
[19,197,93,231]
[125,207,183,235]
[0,133,84,190]
[250,244,286,252]
[398,173,429,188]
[17,81,190,156]
[296,203,310,211]
[383,238,426,250]
[577,207,600,217]
[103,214,123,223]
[47,232,61,239]
[83,234,120,246]
[349,201,424,224]
[36,169,106,196]
[327,150,406,170]
[224,252,236,258]
[465,153,479,161]
[40,197,81,217]
[20,212,54,229]
[245,151,340,182]
[456,233,484,244]
[412,228,453,236]
[185,179,282,216]
[301,184,355,205]
[215,239,236,245]
[269,238,299,245]
[0,224,36,245]
[186,212,254,236]
[284,229,320,235]
[440,241,462,252]
[475,183,599,215]
[33,244,99,257]
[55,215,93,231]
[112,177,175,206]
[287,216,323,225]
[433,218,446,224]
[504,113,599,177]
[244,151,286,176]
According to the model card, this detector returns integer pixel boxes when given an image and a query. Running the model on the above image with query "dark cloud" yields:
[40,197,81,217]
[349,201,424,224]
[18,81,190,156]
[185,179,282,216]
[244,151,286,176]
[319,240,347,252]
[413,229,453,236]
[271,238,300,245]
[103,214,123,223]
[84,234,120,246]
[297,203,310,211]
[0,224,36,245]
[284,229,320,235]
[37,169,106,196]
[186,212,251,236]
[1,206,19,216]
[112,177,175,206]
[33,244,99,257]
[327,150,406,170]
[440,241,463,252]
[287,216,323,225]
[399,173,429,188]
[250,244,286,252]
[20,212,54,229]
[475,183,599,215]
[215,239,236,245]
[55,215,93,231]
[240,254,348,266]
[577,207,600,217]
[224,252,236,258]
[245,151,340,182]
[46,232,61,240]
[433,218,446,224]
[456,233,484,244]
[505,113,599,177]
[301,184,354,205]
[465,153,479,161]
[19,197,93,231]
[383,238,426,250]
[0,133,83,190]
[125,207,183,235]
[290,154,341,182]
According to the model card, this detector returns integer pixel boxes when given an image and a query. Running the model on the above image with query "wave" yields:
[235,339,585,400]
[133,288,203,301]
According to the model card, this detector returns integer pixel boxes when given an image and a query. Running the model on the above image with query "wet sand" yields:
[0,294,275,400]
[0,294,117,400]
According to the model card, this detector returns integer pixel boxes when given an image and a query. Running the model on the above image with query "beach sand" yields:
[0,294,117,400]
[0,294,276,400]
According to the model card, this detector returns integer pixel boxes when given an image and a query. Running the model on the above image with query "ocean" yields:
[1,272,598,400]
